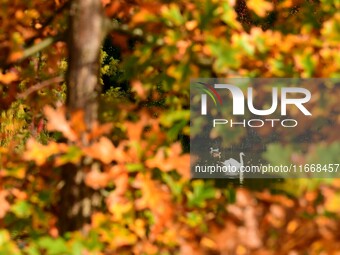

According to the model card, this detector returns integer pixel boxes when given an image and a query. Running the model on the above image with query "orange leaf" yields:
[133,173,173,239]
[108,164,129,195]
[85,166,109,189]
[83,137,115,164]
[88,122,113,140]
[0,72,18,84]
[8,51,23,63]
[145,142,190,179]
[11,188,27,200]
[131,80,147,99]
[44,106,78,141]
[130,3,161,25]
[0,190,10,219]
[70,110,87,133]
[125,121,144,141]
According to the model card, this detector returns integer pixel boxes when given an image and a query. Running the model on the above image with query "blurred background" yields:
[0,0,340,254]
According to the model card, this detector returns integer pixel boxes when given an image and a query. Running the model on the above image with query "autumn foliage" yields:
[0,0,340,254]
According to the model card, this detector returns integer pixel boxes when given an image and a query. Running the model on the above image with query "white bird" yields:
[221,152,245,184]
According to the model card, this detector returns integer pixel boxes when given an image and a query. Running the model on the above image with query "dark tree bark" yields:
[59,0,106,234]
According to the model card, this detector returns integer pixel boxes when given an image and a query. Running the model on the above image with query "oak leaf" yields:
[145,142,190,179]
[83,137,115,164]
[108,164,129,195]
[133,173,173,239]
[88,122,113,141]
[44,106,77,141]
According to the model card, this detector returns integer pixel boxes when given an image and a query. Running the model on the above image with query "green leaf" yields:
[167,119,187,141]
[126,163,144,172]
[208,38,239,71]
[57,146,82,165]
[186,211,204,227]
[160,110,190,127]
[38,237,68,255]
[187,180,216,208]
[162,173,183,199]
[162,5,184,26]
[11,201,32,218]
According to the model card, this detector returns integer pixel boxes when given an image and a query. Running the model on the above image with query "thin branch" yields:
[17,76,64,99]
[1,33,64,70]
[23,34,63,59]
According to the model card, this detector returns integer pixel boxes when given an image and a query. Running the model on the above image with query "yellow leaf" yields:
[91,212,107,228]
[185,20,198,31]
[324,190,340,213]
[108,202,133,221]
[247,0,273,17]
[287,220,299,234]
[24,139,66,166]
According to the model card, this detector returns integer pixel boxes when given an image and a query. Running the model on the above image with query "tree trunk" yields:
[66,0,104,127]
[59,0,105,234]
